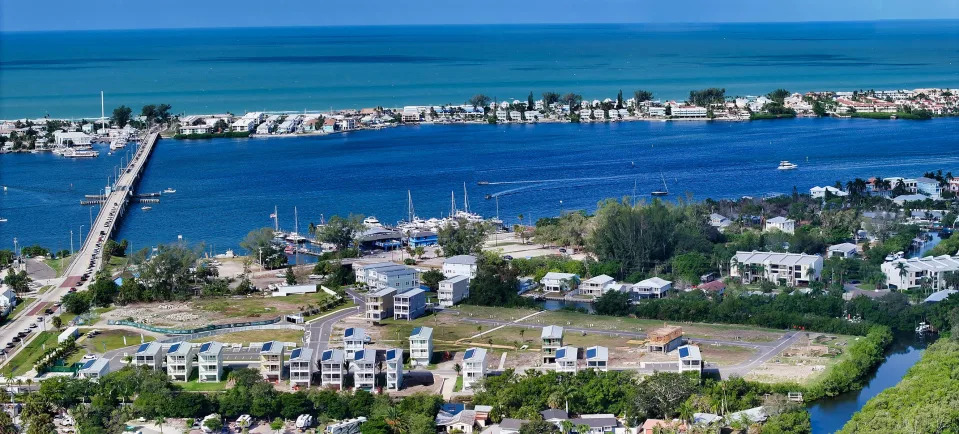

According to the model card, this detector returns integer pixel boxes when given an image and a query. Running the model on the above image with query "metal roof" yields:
[135,342,160,355]
[556,346,577,362]
[410,326,433,339]
[321,349,344,363]
[353,349,376,363]
[541,325,564,339]
[345,327,366,340]
[444,255,477,265]
[678,345,702,360]
[199,341,224,355]
[464,347,487,361]
[261,341,283,355]
[386,348,402,361]
[586,346,608,361]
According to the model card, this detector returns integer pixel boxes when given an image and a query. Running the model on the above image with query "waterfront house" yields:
[353,349,377,391]
[393,288,427,320]
[585,346,609,371]
[385,348,403,390]
[648,106,667,117]
[509,111,522,122]
[632,277,672,299]
[731,251,823,286]
[166,342,197,382]
[765,216,796,234]
[580,274,615,297]
[365,286,397,323]
[438,275,469,307]
[677,345,703,376]
[882,255,959,291]
[555,346,578,373]
[259,341,284,382]
[827,243,859,258]
[524,111,540,121]
[320,349,346,389]
[915,177,942,199]
[462,347,487,390]
[180,124,212,135]
[443,255,478,279]
[230,116,256,132]
[197,342,224,383]
[608,110,620,120]
[708,213,732,231]
[338,118,357,131]
[133,342,163,370]
[810,186,848,199]
[672,105,708,118]
[409,326,433,366]
[402,107,423,122]
[289,347,313,388]
[343,327,366,358]
[409,230,438,247]
[540,272,579,293]
[541,325,564,363]
[593,109,606,120]
[322,118,337,133]
[0,287,17,316]
[78,358,111,381]
[496,109,508,120]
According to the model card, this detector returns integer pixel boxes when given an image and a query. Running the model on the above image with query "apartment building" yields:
[438,275,470,307]
[197,342,224,383]
[393,288,427,320]
[259,341,285,382]
[365,286,397,323]
[385,348,403,391]
[166,342,197,382]
[353,349,377,391]
[320,349,346,389]
[730,251,823,286]
[133,342,163,370]
[541,325,564,364]
[289,347,314,388]
[409,326,434,366]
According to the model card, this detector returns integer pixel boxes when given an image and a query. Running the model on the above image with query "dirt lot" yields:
[745,332,853,385]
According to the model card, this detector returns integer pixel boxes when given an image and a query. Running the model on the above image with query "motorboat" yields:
[363,216,381,226]
[777,161,798,170]
[141,206,152,211]
[0,218,7,223]
[651,173,669,196]
[916,321,932,334]
[163,188,176,194]
[62,148,99,158]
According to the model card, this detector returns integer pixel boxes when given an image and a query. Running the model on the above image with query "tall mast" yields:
[451,191,456,217]
[294,206,299,265]
[274,205,279,232]
[407,190,415,222]
[495,195,500,220]
[100,91,105,125]
[463,182,469,214]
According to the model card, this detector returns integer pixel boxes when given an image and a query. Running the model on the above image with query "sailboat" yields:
[453,182,484,222]
[651,173,669,196]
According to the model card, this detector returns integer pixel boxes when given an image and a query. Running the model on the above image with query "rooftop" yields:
[135,342,161,355]
[260,341,284,355]
[464,347,487,362]
[585,346,608,361]
[321,349,345,363]
[199,341,223,355]
[410,326,433,339]
[678,345,702,360]
[444,255,477,265]
[734,251,822,266]
[290,347,313,362]
[345,327,366,340]
[541,325,564,339]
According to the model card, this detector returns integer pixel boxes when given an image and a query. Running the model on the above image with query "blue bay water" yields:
[2,118,958,253]
[2,21,959,118]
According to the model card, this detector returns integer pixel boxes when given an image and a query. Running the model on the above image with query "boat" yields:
[0,218,7,223]
[916,321,932,334]
[62,148,99,158]
[363,216,381,226]
[141,206,152,211]
[109,137,127,151]
[477,181,490,185]
[163,188,176,194]
[651,173,669,196]
[777,161,798,170]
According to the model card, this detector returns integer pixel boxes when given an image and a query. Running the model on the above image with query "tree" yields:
[240,228,287,269]
[616,90,624,109]
[437,219,488,256]
[688,88,726,107]
[562,93,583,109]
[467,94,492,108]
[634,90,654,103]
[542,92,561,107]
[635,372,699,418]
[26,412,55,434]
[88,276,118,307]
[2,269,31,293]
[111,105,133,127]
[319,214,365,252]
[155,417,165,434]
[51,316,63,329]
[593,290,632,316]
[203,417,223,433]
[270,417,284,433]
[0,410,14,434]
[527,92,535,111]
[519,420,561,434]
[767,88,790,104]
[285,267,296,285]
[420,269,445,291]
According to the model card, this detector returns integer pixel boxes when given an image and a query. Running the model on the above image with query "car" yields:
[4,343,14,349]
[80,354,97,361]
[558,248,567,253]
[29,323,37,328]
[44,308,54,315]
[502,254,514,260]
[11,337,20,343]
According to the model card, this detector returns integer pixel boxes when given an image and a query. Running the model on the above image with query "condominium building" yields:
[133,342,163,370]
[320,349,346,389]
[365,286,397,323]
[353,349,377,391]
[585,346,608,371]
[259,341,285,382]
[393,288,427,320]
[541,325,564,364]
[555,346,578,373]
[882,255,959,290]
[462,347,487,390]
[409,326,433,366]
[197,342,224,383]
[343,327,366,358]
[438,275,469,307]
[354,263,418,292]
[443,255,478,279]
[166,342,197,382]
[289,347,314,388]
[730,251,823,286]
[385,348,403,390]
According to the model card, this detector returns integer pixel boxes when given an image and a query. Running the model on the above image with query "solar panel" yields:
[411,327,421,336]
[168,343,180,353]
[345,328,354,337]
[556,348,566,359]
[464,349,474,359]
[81,359,96,369]
[291,349,301,359]
[200,342,211,352]
[679,347,689,358]
[387,349,397,360]
[262,341,273,352]
[137,343,150,353]
[322,349,333,360]
[355,350,365,360]
[586,348,596,359]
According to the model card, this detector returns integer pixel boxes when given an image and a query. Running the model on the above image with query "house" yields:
[270,283,317,297]
[633,277,672,299]
[320,349,346,389]
[765,216,795,234]
[646,325,684,353]
[828,243,859,258]
[365,286,397,323]
[708,213,732,231]
[436,404,476,434]
[438,275,470,307]
[585,346,609,371]
[443,255,478,279]
[672,105,708,117]
[569,415,621,434]
[810,186,848,199]
[289,347,314,388]
[893,193,932,205]
[540,272,579,292]
[462,347,487,390]
[915,177,942,199]
[731,251,823,286]
[197,342,224,383]
[641,419,687,434]
[474,405,492,427]
[385,348,403,390]
[694,280,726,296]
[133,342,163,370]
[409,326,433,366]
[353,349,377,390]
[78,358,111,381]
[540,409,568,424]
[842,288,891,301]
[259,341,285,382]
[727,407,768,425]
[322,118,337,133]
[371,265,418,292]
[0,287,17,316]
[343,327,366,358]
[555,346,578,373]
[924,289,958,303]
[393,288,426,320]
[409,231,438,247]
[402,106,422,122]
[580,274,615,297]
[498,419,530,434]
[180,124,212,135]
[230,118,255,132]
[677,345,703,376]
[541,325,564,364]
[882,255,959,291]
[166,342,197,382]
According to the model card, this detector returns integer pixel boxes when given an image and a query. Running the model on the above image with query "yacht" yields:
[109,137,127,151]
[62,148,99,158]
[141,206,152,211]
[777,161,798,170]
[915,321,932,334]
[0,218,7,223]
[163,188,176,194]
[363,216,381,226]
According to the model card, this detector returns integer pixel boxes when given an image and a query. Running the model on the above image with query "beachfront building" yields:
[438,275,469,307]
[197,342,224,383]
[541,325,564,364]
[133,342,163,370]
[585,346,609,371]
[810,186,848,199]
[289,347,314,388]
[462,348,487,390]
[765,216,796,234]
[540,272,579,293]
[353,349,377,391]
[555,346,578,373]
[320,349,346,389]
[366,286,397,323]
[882,255,959,291]
[394,288,427,320]
[828,243,859,258]
[386,348,404,390]
[677,345,703,376]
[580,274,615,297]
[409,326,433,366]
[165,342,197,382]
[179,124,212,135]
[78,358,111,381]
[259,341,285,382]
[671,106,708,118]
[343,327,366,358]
[730,251,823,286]
[443,255,478,279]
[632,277,672,299]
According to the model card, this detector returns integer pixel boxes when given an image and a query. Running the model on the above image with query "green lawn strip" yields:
[190,329,304,345]
[5,298,36,321]
[304,302,356,322]
[66,329,156,363]
[453,376,463,392]
[3,331,56,377]
[38,285,53,294]
[46,256,72,277]
[179,381,229,392]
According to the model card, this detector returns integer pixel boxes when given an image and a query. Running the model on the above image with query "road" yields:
[304,289,365,366]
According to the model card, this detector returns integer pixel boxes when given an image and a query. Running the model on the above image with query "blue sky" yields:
[2,0,958,31]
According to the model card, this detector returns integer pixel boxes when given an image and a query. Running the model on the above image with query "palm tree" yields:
[384,406,404,434]
[576,424,591,434]
[678,402,695,424]
[560,420,574,434]
[896,262,909,290]
[155,417,166,434]
[453,363,462,376]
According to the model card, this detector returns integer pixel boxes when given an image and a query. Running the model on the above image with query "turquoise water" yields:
[2,21,959,118]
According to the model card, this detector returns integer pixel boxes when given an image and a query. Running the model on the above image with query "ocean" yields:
[2,118,958,253]
[1,21,958,118]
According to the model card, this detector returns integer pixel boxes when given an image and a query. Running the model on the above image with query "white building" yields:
[289,347,314,388]
[765,216,796,234]
[356,263,418,292]
[353,349,377,390]
[541,325,564,364]
[320,349,346,389]
[166,342,197,382]
[343,327,366,358]
[462,347,487,390]
[882,255,959,291]
[540,272,579,292]
[438,275,470,307]
[259,341,285,382]
[0,286,17,316]
[385,348,403,390]
[827,243,859,258]
[365,286,397,323]
[672,106,708,118]
[632,277,672,299]
[53,131,92,146]
[197,342,224,383]
[810,186,848,199]
[677,345,703,376]
[555,346,578,373]
[443,255,478,279]
[580,274,615,297]
[78,358,111,381]
[180,124,212,135]
[731,251,823,286]
[393,288,427,320]
[709,213,732,232]
[409,326,433,366]
[133,342,163,370]
[585,346,608,371]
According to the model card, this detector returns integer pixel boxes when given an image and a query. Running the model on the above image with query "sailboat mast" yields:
[407,190,414,222]
[274,205,279,232]
[463,182,469,214]
[451,191,456,216]
[294,206,299,265]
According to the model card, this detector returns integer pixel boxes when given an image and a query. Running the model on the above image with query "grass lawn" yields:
[103,256,129,274]
[179,381,229,392]
[192,292,337,319]
[38,285,53,294]
[67,329,155,363]
[46,256,73,277]
[191,329,304,345]
[6,298,35,320]
[3,331,56,377]
[453,376,463,392]
[304,302,355,322]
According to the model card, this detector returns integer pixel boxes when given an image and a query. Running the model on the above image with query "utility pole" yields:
[70,230,74,256]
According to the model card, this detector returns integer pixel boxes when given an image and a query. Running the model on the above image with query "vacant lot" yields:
[68,329,156,363]
[191,329,304,345]
[745,333,855,385]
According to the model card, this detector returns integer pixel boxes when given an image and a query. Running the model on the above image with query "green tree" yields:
[88,276,118,307]
[285,267,297,285]
[319,214,365,252]
[204,417,223,433]
[527,92,535,111]
[2,269,31,293]
[270,417,284,433]
[593,290,632,316]
[634,90,654,103]
[51,316,63,329]
[111,105,133,127]
[0,410,15,434]
[437,219,488,256]
[542,92,561,107]
[519,420,561,434]
[767,88,790,104]
[241,228,287,269]
[635,372,699,418]
[420,269,445,291]
[467,94,492,108]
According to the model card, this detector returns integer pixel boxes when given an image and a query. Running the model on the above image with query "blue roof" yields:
[322,350,333,359]
[354,350,365,360]
[290,348,301,359]
[136,343,150,353]
[679,347,689,358]
[586,348,596,359]
[200,342,211,352]
[345,328,354,338]
[168,343,181,354]
[464,349,474,359]
[411,327,421,336]
[262,341,273,352]
[81,359,96,369]
[386,349,398,360]
[556,348,566,359]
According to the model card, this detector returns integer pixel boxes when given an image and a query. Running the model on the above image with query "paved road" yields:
[304,289,365,366]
